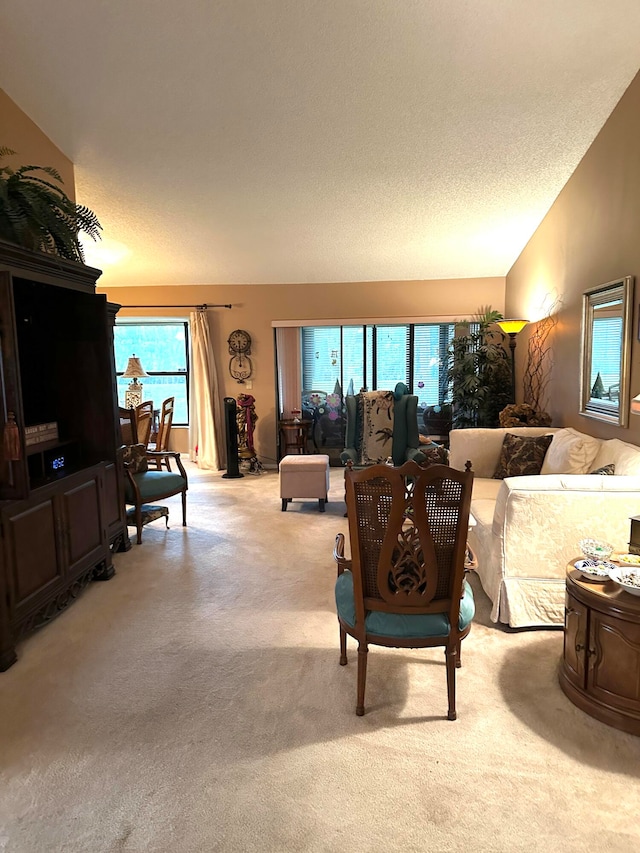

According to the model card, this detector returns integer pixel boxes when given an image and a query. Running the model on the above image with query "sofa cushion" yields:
[449,426,558,478]
[591,438,640,476]
[540,427,601,475]
[493,433,553,479]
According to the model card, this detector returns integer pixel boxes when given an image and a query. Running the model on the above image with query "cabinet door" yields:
[563,592,588,688]
[2,493,62,619]
[102,460,127,547]
[587,611,640,714]
[59,469,106,578]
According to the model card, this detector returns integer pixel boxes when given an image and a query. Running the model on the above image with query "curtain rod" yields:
[121,303,232,309]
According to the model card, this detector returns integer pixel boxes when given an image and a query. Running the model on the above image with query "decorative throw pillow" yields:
[493,433,553,479]
[358,390,395,465]
[540,427,601,475]
[123,443,148,474]
[590,463,615,475]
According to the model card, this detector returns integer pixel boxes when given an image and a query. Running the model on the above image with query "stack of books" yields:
[24,422,58,447]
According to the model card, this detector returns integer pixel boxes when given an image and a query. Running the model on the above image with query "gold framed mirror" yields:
[580,275,634,427]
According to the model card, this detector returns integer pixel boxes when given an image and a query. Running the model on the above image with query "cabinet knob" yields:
[575,643,584,652]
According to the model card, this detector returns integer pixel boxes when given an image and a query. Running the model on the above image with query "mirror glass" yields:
[580,276,633,427]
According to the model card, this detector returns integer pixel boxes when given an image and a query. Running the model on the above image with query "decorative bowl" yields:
[613,553,640,567]
[578,538,614,561]
[573,559,615,582]
[608,567,640,596]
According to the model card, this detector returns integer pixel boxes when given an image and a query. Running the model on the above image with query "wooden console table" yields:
[559,564,640,735]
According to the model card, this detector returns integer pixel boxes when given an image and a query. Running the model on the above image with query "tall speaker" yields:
[222,397,243,479]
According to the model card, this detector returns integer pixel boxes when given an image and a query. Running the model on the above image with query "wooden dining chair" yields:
[134,401,153,448]
[147,397,175,470]
[334,460,474,719]
[119,406,138,446]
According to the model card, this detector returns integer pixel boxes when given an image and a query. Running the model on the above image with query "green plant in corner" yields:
[447,306,512,428]
[0,147,101,263]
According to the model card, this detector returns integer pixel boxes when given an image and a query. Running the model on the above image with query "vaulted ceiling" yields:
[2,2,640,288]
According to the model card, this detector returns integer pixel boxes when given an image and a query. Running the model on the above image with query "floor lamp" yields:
[495,319,529,403]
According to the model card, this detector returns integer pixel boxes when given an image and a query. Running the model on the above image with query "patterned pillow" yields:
[591,463,615,475]
[493,433,553,479]
[419,444,449,466]
[123,443,148,474]
[357,390,395,465]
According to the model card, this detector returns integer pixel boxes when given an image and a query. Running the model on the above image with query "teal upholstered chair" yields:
[340,383,427,469]
[119,407,188,545]
[334,460,474,719]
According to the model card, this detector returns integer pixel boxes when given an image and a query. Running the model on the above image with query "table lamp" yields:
[122,355,148,408]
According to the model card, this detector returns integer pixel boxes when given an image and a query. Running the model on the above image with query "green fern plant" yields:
[0,146,101,263]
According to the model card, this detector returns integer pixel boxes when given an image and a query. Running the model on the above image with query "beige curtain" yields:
[189,311,225,469]
[275,326,302,418]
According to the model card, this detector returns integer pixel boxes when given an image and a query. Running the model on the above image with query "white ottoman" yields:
[280,454,330,512]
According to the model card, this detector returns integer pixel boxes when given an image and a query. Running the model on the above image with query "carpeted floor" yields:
[1,462,639,852]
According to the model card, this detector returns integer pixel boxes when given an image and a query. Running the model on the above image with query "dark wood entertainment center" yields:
[0,239,128,671]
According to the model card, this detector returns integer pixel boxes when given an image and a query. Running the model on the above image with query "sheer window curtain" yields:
[275,326,302,418]
[189,310,225,469]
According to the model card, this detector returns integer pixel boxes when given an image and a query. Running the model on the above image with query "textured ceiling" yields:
[2,1,640,287]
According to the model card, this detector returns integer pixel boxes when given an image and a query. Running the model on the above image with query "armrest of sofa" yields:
[490,474,640,575]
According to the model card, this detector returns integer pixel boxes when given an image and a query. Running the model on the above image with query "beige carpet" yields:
[1,462,639,852]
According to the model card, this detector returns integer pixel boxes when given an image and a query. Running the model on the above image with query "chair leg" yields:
[455,641,462,669]
[281,498,288,511]
[181,491,187,527]
[356,643,368,716]
[339,626,347,666]
[445,646,457,720]
[135,507,143,545]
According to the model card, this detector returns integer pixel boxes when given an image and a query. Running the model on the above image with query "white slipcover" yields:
[449,427,640,628]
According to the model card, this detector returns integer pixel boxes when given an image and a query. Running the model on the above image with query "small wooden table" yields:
[559,563,640,735]
[279,419,312,457]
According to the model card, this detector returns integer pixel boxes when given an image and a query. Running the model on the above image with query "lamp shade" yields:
[495,319,529,335]
[631,394,640,415]
[122,355,148,378]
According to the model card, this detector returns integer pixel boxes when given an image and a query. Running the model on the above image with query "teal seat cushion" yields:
[125,471,186,503]
[335,571,475,639]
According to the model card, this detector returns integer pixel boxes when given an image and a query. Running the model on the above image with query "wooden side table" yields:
[279,419,312,457]
[559,563,640,735]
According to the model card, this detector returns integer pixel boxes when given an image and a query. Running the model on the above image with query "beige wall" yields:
[1,89,75,199]
[102,278,505,463]
[506,70,640,445]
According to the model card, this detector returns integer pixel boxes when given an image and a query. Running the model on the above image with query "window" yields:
[299,322,456,445]
[302,323,455,405]
[114,321,190,424]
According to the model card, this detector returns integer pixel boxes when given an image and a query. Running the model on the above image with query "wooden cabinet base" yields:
[559,667,640,736]
[560,567,640,736]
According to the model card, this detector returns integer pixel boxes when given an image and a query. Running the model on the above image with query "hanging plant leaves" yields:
[0,147,101,263]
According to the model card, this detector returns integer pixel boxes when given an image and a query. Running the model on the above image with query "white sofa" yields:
[449,426,640,628]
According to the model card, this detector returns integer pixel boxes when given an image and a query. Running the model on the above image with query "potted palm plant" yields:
[0,146,101,263]
[447,306,512,428]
